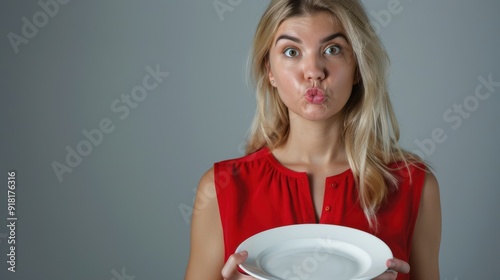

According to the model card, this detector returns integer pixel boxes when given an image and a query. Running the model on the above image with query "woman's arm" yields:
[185,168,225,280]
[409,171,442,280]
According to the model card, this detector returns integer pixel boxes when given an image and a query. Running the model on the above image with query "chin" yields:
[301,112,338,122]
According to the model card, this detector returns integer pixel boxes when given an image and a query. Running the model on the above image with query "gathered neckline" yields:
[259,147,353,179]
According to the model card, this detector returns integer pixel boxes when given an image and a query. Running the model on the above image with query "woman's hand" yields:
[372,258,410,280]
[221,251,257,280]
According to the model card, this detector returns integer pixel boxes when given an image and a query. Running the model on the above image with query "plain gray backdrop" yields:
[1,0,499,279]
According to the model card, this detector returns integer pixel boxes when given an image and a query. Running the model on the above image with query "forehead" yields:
[274,12,345,40]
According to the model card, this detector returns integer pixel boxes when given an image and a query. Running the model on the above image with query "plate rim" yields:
[236,224,393,280]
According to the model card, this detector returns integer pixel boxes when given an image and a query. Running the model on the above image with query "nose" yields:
[303,53,326,82]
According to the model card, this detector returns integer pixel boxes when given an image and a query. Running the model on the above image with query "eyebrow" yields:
[275,32,347,46]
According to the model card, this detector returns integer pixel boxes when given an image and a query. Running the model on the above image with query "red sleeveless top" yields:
[214,148,425,280]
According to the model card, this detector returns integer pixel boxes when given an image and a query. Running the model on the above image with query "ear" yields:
[266,60,275,86]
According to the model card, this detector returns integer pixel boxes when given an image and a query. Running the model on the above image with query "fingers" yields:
[221,251,250,280]
[387,258,410,274]
[372,258,410,280]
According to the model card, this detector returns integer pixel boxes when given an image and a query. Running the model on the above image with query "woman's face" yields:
[268,12,357,123]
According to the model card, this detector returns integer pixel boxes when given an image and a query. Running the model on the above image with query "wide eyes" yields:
[284,48,299,58]
[324,45,341,55]
[282,45,342,58]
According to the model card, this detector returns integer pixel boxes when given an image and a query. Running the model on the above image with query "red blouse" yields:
[214,148,426,280]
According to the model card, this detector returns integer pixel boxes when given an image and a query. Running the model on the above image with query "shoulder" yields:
[420,170,440,215]
[213,148,271,178]
[198,147,270,189]
[198,167,214,189]
[417,168,440,218]
[195,167,216,210]
[423,170,439,191]
[387,160,428,187]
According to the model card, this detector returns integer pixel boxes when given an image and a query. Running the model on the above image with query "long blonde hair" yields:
[246,0,422,228]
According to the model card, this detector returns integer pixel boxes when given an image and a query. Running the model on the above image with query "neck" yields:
[276,114,346,166]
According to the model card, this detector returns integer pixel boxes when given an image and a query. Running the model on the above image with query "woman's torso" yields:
[214,147,426,279]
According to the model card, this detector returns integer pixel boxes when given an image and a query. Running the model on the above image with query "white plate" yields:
[236,224,392,280]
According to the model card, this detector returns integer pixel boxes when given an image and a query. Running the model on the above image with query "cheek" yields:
[274,63,302,86]
[330,65,356,86]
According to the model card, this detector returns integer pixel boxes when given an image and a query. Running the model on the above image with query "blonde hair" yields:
[246,0,422,228]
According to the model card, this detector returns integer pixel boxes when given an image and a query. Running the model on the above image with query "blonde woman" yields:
[185,0,441,279]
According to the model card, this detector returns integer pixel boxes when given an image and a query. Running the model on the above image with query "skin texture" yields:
[184,12,441,280]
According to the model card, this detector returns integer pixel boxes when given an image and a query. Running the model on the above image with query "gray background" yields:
[1,0,499,279]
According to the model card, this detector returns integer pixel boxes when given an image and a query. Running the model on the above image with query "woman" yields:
[185,0,441,279]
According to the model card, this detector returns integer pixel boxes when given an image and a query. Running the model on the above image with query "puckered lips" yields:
[304,87,326,104]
